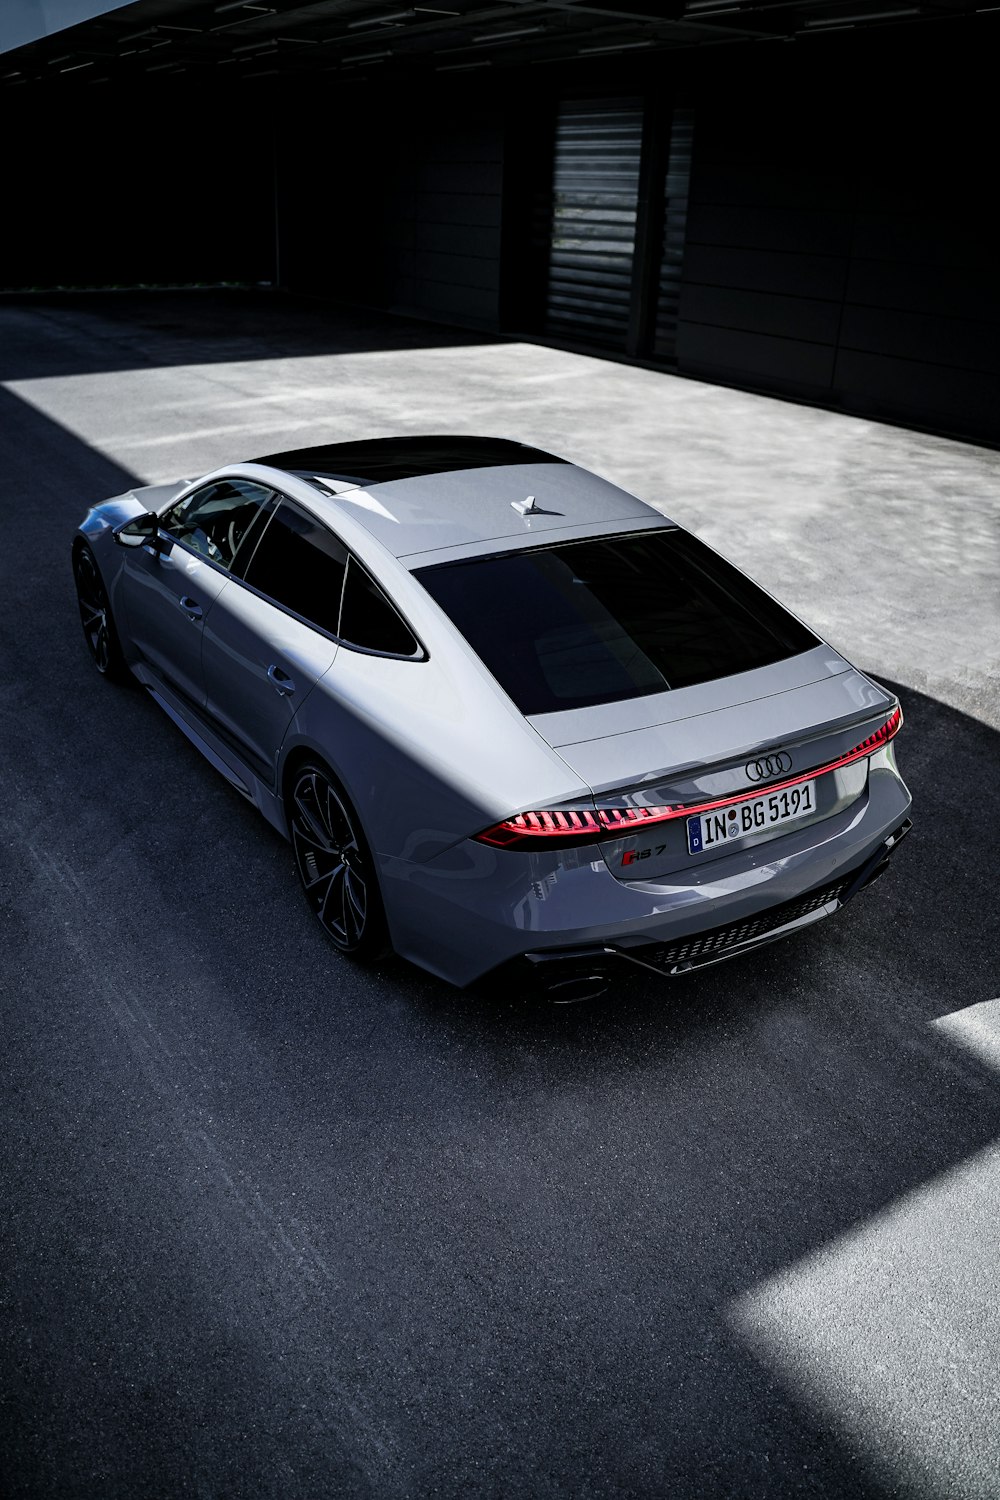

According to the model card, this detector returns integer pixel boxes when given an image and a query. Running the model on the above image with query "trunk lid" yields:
[527,646,894,881]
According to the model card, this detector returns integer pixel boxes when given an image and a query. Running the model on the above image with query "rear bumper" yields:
[382,758,912,988]
[524,819,911,998]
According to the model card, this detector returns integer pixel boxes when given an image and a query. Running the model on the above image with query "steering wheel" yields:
[178,524,224,563]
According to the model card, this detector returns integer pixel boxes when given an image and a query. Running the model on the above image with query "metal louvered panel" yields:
[544,100,644,349]
[654,106,695,361]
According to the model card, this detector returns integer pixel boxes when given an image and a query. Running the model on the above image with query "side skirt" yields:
[131,664,288,838]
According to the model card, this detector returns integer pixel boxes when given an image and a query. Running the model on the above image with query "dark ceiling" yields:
[0,0,984,87]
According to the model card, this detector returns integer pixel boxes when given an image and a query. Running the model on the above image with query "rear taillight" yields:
[834,704,902,767]
[475,804,684,849]
[474,704,903,851]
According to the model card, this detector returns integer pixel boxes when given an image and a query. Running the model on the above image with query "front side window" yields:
[241,499,348,637]
[415,529,818,715]
[160,479,272,570]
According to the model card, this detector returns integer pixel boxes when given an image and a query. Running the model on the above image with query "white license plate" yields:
[687,779,817,855]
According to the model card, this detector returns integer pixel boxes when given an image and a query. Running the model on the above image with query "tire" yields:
[288,762,390,963]
[73,543,128,681]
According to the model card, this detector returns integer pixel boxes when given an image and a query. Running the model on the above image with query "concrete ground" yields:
[1,291,998,1498]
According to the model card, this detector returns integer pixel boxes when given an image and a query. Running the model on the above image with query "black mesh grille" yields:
[630,878,851,973]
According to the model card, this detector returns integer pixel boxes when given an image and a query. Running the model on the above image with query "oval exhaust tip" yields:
[545,971,610,1004]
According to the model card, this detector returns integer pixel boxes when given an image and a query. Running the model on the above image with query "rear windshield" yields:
[415,529,818,715]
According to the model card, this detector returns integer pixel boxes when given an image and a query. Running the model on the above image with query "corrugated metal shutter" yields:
[654,106,695,362]
[544,99,644,350]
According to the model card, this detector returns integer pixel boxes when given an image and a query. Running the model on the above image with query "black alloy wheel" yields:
[73,544,127,679]
[289,765,388,961]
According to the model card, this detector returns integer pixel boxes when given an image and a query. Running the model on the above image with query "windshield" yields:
[415,529,818,715]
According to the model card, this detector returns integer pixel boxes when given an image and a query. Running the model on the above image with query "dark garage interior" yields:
[3,0,999,444]
[3,7,1000,1500]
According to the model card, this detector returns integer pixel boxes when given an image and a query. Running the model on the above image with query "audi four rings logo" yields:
[746,752,793,782]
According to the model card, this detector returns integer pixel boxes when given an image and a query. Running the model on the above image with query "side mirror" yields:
[114,512,161,549]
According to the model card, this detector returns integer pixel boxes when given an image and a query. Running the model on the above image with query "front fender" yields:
[76,480,191,546]
[74,482,191,663]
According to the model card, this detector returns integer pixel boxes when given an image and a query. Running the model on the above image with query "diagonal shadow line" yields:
[0,287,499,383]
[0,383,143,517]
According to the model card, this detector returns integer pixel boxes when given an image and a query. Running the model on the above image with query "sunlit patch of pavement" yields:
[933,999,1000,1074]
[729,999,1000,1500]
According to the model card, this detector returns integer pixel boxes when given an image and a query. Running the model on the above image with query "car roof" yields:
[247,434,668,566]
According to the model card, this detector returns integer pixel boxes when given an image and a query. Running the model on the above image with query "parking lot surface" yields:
[1,292,998,1498]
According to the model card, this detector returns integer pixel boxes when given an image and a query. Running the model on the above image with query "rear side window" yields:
[415,529,818,715]
[339,557,420,657]
[241,499,347,637]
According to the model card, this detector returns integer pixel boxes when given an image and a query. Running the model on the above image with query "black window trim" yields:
[226,489,428,662]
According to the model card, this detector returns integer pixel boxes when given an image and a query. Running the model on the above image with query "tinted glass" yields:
[339,558,419,656]
[161,479,272,570]
[253,436,566,486]
[416,529,818,714]
[230,490,280,576]
[242,500,348,636]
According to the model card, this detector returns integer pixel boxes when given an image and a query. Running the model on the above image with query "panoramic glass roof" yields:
[252,435,566,487]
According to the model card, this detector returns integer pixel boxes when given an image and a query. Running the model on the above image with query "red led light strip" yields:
[475,705,902,849]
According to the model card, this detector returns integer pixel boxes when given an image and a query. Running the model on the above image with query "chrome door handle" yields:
[267,664,296,696]
[178,595,203,621]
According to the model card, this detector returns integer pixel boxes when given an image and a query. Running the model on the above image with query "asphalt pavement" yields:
[1,292,998,1499]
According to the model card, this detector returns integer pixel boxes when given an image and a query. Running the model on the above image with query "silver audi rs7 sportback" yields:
[73,436,912,997]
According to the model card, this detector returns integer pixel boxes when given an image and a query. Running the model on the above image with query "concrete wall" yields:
[675,30,1000,440]
[376,107,504,329]
[277,93,504,331]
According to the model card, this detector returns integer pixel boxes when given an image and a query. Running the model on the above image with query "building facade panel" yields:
[1,8,997,443]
